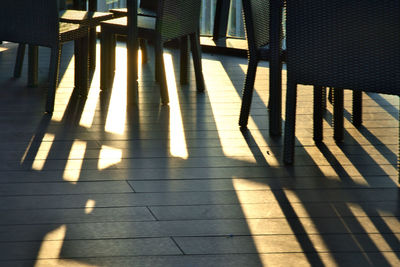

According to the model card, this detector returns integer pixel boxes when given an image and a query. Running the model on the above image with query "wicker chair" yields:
[238,0,284,136]
[109,0,158,18]
[283,0,400,179]
[100,0,205,104]
[0,0,89,113]
[13,4,113,83]
[108,0,158,65]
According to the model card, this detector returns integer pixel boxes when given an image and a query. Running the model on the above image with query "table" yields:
[73,0,139,103]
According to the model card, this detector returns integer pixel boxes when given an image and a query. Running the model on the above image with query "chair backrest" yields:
[0,0,59,48]
[157,0,202,42]
[242,0,271,53]
[140,0,158,12]
[286,0,400,95]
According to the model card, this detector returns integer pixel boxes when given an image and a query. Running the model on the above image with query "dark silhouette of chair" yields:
[109,0,157,18]
[100,0,205,104]
[13,5,113,84]
[0,0,89,113]
[108,0,158,65]
[283,1,399,180]
[238,0,284,136]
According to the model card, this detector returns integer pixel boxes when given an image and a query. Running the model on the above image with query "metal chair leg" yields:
[238,57,257,129]
[155,41,169,105]
[283,80,298,164]
[313,86,324,143]
[189,32,205,92]
[352,90,362,127]
[333,88,344,142]
[14,44,25,78]
[46,46,61,114]
[180,35,189,85]
[28,45,38,87]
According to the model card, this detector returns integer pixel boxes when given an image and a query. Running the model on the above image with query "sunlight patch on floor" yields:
[34,225,66,263]
[203,59,280,165]
[104,45,132,135]
[52,59,75,122]
[63,139,87,184]
[31,133,55,170]
[34,225,98,266]
[85,199,96,214]
[98,145,122,170]
[164,53,188,159]
[339,204,396,265]
[79,86,100,128]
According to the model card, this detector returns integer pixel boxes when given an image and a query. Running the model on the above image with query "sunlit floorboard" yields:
[0,41,399,267]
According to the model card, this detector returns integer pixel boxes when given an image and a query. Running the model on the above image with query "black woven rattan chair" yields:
[283,1,400,180]
[108,0,158,64]
[100,0,205,104]
[109,0,158,18]
[239,0,284,135]
[13,6,113,84]
[0,0,89,113]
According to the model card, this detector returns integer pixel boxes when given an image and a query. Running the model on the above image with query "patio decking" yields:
[0,41,399,267]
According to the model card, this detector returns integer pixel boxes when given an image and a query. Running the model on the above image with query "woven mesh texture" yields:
[242,0,271,50]
[0,0,59,47]
[287,0,400,95]
[158,0,202,42]
[140,0,158,11]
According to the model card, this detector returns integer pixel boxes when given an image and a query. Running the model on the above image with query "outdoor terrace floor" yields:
[0,41,399,267]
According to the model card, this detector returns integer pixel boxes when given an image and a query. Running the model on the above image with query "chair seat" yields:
[60,10,114,27]
[109,7,156,18]
[59,22,88,43]
[100,16,156,37]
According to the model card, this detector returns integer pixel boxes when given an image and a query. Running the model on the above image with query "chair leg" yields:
[238,57,257,129]
[313,86,324,143]
[76,35,89,97]
[155,41,169,104]
[269,0,283,136]
[28,45,38,87]
[328,87,333,103]
[100,27,114,91]
[322,87,327,113]
[332,87,344,142]
[269,45,283,136]
[89,28,97,72]
[14,44,25,78]
[180,36,189,85]
[352,90,362,127]
[46,46,61,114]
[398,98,399,183]
[283,80,298,164]
[189,32,205,92]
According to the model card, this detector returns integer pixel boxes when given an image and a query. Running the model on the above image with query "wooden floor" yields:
[0,41,399,267]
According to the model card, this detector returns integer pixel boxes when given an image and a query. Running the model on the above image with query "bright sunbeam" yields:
[63,139,87,184]
[51,58,75,122]
[85,199,96,214]
[34,225,66,263]
[203,59,280,165]
[104,45,129,135]
[32,133,55,170]
[79,86,100,128]
[334,204,398,265]
[164,53,188,159]
[98,145,122,170]
[34,225,99,267]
